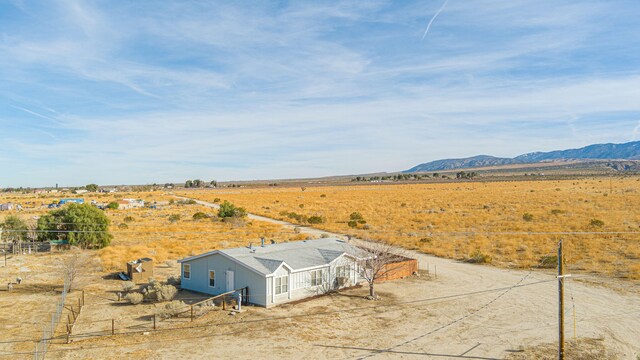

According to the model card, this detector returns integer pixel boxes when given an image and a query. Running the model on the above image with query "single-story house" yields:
[178,238,368,307]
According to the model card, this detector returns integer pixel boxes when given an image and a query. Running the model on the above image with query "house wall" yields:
[266,255,362,307]
[180,254,268,307]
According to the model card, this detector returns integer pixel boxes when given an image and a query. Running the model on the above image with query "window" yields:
[275,276,288,295]
[208,270,215,287]
[310,269,324,286]
[183,264,191,280]
[336,265,351,278]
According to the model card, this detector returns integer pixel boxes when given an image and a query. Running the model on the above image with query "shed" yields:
[127,258,154,283]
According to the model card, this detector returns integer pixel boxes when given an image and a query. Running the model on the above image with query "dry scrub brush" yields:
[179,177,640,279]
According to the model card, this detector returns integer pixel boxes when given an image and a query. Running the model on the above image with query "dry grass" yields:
[0,191,308,273]
[505,338,617,360]
[177,177,640,279]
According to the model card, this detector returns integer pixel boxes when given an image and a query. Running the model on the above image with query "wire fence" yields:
[34,276,69,360]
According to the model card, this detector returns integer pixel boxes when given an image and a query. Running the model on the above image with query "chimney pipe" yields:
[261,237,265,247]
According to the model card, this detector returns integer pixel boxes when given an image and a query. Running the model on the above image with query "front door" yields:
[226,270,234,292]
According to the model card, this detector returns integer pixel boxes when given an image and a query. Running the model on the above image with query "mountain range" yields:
[405,141,640,172]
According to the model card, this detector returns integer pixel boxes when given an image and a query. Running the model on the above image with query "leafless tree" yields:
[58,251,89,292]
[356,240,410,299]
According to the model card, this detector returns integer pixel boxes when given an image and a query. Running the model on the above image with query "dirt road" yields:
[173,196,640,359]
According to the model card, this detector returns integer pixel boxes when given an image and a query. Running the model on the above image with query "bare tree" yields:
[59,251,90,292]
[356,240,410,299]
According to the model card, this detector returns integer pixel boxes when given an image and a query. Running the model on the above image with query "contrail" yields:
[422,0,450,40]
[10,104,66,126]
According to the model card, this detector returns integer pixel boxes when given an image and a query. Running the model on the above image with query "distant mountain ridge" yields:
[405,141,640,172]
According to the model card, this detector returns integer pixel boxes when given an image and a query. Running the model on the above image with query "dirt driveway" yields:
[166,196,640,359]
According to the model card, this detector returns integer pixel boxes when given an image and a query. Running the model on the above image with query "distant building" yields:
[74,189,88,194]
[0,203,14,211]
[117,199,145,210]
[59,198,85,205]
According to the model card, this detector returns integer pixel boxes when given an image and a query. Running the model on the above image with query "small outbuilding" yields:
[127,258,154,283]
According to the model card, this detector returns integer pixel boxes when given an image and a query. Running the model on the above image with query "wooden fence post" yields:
[111,319,115,335]
[223,295,226,310]
[153,314,156,330]
[190,306,194,322]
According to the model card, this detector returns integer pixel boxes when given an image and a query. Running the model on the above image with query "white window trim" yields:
[336,265,351,278]
[275,275,288,295]
[183,264,191,280]
[310,269,324,287]
[208,270,215,288]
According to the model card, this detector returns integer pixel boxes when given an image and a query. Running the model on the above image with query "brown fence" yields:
[378,256,418,282]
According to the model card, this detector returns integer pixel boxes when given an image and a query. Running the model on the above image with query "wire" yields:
[356,249,559,359]
[5,228,640,235]
[4,279,555,348]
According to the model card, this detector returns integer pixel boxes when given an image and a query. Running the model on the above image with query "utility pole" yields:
[557,240,571,360]
[558,240,564,360]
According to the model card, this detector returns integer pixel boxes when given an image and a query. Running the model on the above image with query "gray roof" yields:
[179,238,367,276]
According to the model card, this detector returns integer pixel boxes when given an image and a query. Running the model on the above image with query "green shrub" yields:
[347,220,358,228]
[589,219,604,227]
[350,212,364,221]
[168,214,181,223]
[192,212,208,220]
[522,213,534,222]
[307,215,325,224]
[320,194,326,198]
[118,223,128,229]
[218,201,247,218]
[123,216,135,222]
[550,209,564,215]
[213,198,221,203]
[106,201,119,210]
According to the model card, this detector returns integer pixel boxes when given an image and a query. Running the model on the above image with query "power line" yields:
[0,279,555,356]
[356,250,558,359]
[5,228,640,235]
[0,279,555,352]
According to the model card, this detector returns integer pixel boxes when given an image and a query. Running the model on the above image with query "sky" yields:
[1,0,640,187]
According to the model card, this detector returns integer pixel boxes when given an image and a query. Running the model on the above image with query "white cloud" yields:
[1,1,640,187]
